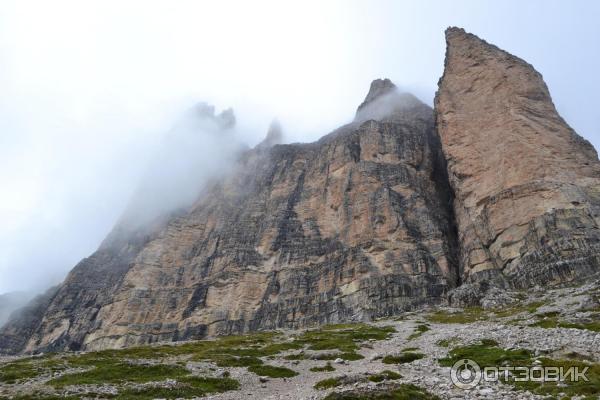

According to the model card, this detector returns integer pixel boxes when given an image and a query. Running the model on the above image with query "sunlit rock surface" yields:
[435,27,600,292]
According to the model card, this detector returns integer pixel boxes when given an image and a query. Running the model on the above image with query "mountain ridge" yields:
[2,26,599,355]
[1,81,458,354]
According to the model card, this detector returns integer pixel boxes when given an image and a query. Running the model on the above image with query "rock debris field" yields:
[1,280,599,400]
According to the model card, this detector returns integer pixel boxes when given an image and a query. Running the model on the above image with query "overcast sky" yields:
[1,0,599,295]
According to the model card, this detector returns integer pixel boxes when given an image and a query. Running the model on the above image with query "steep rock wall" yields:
[435,27,600,289]
[1,81,458,353]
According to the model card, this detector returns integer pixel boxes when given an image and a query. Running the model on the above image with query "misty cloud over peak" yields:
[257,119,284,149]
[356,78,398,113]
[194,102,237,131]
[1,1,598,297]
[354,79,431,125]
[110,102,244,234]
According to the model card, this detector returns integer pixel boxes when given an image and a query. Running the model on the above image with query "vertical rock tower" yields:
[435,27,600,288]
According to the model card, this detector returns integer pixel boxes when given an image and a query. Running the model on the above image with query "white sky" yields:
[1,0,599,294]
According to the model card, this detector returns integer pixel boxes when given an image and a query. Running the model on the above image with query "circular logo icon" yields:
[450,359,481,389]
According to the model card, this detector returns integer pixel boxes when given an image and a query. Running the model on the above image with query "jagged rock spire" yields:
[356,78,397,114]
[436,27,600,292]
[354,78,432,126]
[193,102,236,130]
[257,119,283,149]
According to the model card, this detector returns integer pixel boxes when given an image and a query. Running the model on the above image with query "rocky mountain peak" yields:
[444,26,467,39]
[444,25,496,48]
[356,78,397,113]
[0,72,457,354]
[442,26,541,81]
[435,27,600,297]
[194,102,236,130]
[257,119,284,149]
[354,79,431,125]
[2,27,599,357]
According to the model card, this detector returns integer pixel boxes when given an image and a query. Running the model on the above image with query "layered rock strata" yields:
[4,27,600,354]
[435,27,600,289]
[1,80,458,353]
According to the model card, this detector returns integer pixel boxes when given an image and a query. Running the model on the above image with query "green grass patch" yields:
[310,362,335,372]
[367,369,401,382]
[407,324,430,340]
[58,331,299,366]
[283,352,307,360]
[117,386,203,400]
[438,340,600,399]
[427,307,488,324]
[213,355,263,367]
[313,353,340,360]
[479,338,499,347]
[511,358,600,399]
[295,323,395,352]
[428,302,545,324]
[557,320,600,332]
[492,301,545,318]
[0,359,41,384]
[173,375,241,391]
[322,384,440,399]
[0,323,391,393]
[247,365,298,378]
[436,338,459,348]
[283,351,363,361]
[340,352,364,361]
[438,340,532,368]
[382,352,424,364]
[0,356,67,384]
[530,317,600,332]
[314,377,342,390]
[48,362,189,388]
[115,376,240,399]
[4,330,297,386]
[535,311,561,318]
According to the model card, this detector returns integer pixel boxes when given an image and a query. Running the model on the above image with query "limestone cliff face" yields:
[5,27,599,354]
[1,81,458,353]
[435,28,600,289]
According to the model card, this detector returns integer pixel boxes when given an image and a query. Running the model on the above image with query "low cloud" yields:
[118,103,244,231]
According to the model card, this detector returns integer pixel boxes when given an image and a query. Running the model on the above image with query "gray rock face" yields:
[435,27,600,292]
[0,82,458,354]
